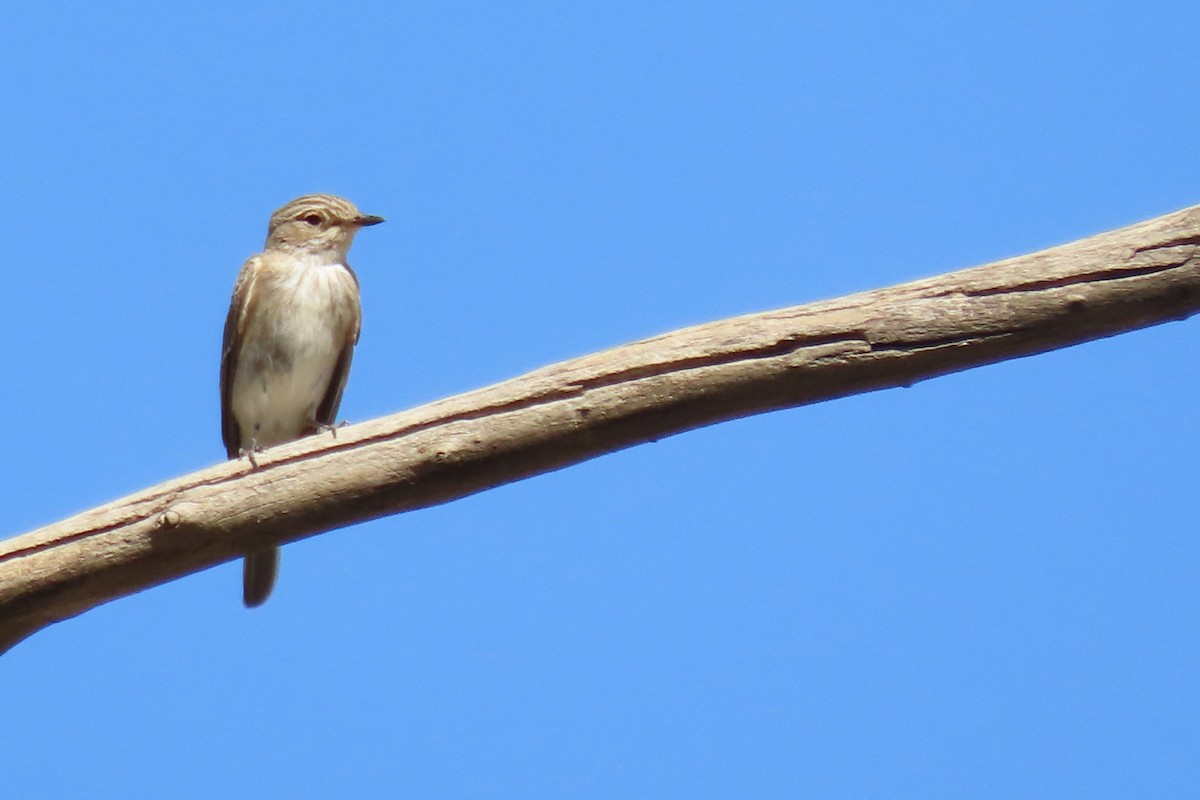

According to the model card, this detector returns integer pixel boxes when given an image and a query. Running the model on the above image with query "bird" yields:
[220,193,384,607]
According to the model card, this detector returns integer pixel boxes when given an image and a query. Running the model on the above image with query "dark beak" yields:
[356,214,385,227]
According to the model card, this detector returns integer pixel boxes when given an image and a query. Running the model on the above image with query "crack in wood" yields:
[960,262,1183,297]
[1133,235,1200,253]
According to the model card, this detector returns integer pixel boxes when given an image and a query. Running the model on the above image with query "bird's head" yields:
[264,194,384,260]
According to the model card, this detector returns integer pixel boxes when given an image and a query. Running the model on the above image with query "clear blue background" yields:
[3,3,1197,797]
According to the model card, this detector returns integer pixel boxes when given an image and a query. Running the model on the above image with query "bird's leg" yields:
[239,439,264,469]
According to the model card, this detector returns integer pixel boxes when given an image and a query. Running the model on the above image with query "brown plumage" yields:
[220,194,383,607]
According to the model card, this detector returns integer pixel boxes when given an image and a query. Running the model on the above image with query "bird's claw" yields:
[316,420,350,439]
[239,442,264,469]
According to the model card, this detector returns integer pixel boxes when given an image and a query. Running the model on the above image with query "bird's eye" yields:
[301,214,322,226]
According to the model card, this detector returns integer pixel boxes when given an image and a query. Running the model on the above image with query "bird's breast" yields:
[230,260,360,448]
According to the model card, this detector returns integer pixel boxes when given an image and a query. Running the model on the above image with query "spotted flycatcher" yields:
[220,194,384,607]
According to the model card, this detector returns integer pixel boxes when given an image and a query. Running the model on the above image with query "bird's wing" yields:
[315,267,362,427]
[343,263,362,344]
[315,340,356,429]
[219,255,261,458]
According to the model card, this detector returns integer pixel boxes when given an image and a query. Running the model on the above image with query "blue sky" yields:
[2,2,1198,797]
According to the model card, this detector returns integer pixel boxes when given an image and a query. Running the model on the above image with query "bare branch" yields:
[3,205,1199,652]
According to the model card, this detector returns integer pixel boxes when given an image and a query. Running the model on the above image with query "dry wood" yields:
[2,206,1199,652]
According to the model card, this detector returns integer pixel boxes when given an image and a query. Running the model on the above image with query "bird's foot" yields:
[315,420,350,439]
[239,442,264,469]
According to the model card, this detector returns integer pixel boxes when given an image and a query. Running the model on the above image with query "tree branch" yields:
[3,206,1199,652]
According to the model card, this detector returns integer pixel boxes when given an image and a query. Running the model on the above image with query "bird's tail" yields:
[243,548,280,608]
